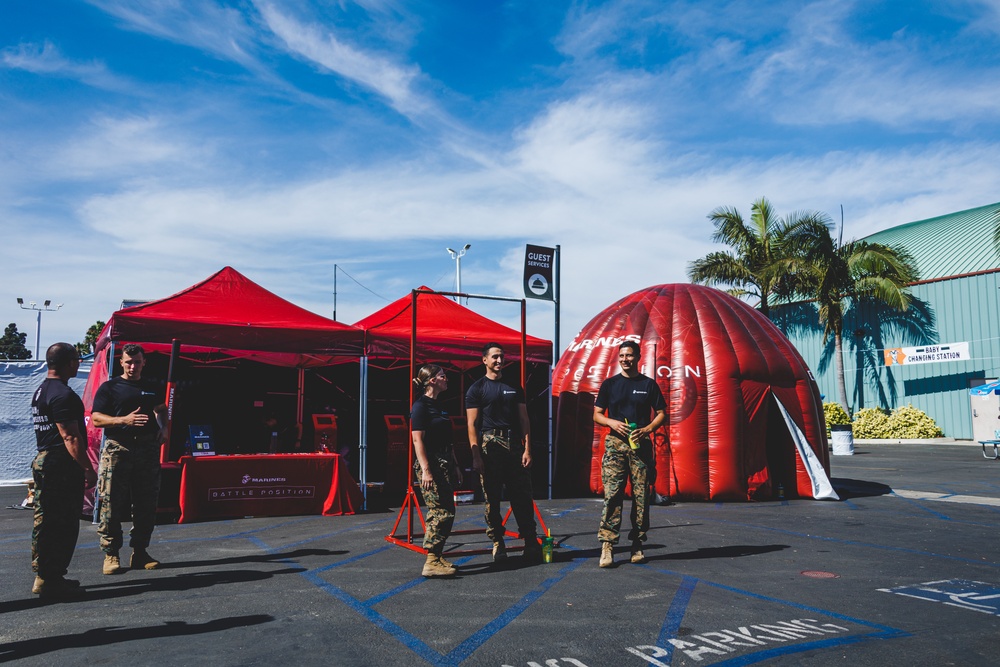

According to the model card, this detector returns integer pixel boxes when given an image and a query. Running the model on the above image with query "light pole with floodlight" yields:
[446,244,471,302]
[16,298,63,360]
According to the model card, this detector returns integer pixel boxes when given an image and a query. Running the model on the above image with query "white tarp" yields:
[0,360,91,485]
[774,396,839,500]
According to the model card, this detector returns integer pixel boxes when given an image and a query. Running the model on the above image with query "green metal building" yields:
[772,202,1000,439]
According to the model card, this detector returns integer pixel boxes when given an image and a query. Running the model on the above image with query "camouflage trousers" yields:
[414,457,455,555]
[599,432,650,545]
[31,448,85,579]
[97,438,161,555]
[480,432,536,543]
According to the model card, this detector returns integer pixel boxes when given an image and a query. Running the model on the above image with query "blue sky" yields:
[3,0,999,357]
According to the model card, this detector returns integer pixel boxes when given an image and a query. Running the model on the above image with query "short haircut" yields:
[619,340,640,355]
[121,343,145,357]
[481,342,504,357]
[46,342,78,369]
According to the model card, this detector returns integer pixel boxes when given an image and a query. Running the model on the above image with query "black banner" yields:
[523,244,555,301]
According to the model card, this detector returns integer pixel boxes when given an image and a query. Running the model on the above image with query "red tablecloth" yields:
[178,453,363,523]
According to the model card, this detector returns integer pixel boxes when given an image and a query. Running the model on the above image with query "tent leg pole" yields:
[360,357,368,510]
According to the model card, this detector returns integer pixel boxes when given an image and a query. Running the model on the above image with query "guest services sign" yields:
[523,244,555,301]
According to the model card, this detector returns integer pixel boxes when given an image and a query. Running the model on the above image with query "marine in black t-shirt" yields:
[594,373,666,428]
[92,376,163,442]
[410,394,453,458]
[464,376,525,435]
[593,340,668,567]
[33,378,86,452]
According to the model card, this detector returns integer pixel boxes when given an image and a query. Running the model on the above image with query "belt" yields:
[482,428,514,438]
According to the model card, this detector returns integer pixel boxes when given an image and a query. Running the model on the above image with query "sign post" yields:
[524,244,559,499]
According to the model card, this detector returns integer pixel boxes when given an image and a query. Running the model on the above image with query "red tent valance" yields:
[354,287,552,365]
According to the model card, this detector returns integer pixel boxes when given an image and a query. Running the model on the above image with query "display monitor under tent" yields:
[312,414,338,452]
[188,425,216,457]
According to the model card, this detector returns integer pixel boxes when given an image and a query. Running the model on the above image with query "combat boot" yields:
[522,540,543,564]
[32,576,82,598]
[422,554,457,577]
[103,553,124,575]
[599,542,614,568]
[131,549,160,570]
[630,541,646,564]
[491,540,507,563]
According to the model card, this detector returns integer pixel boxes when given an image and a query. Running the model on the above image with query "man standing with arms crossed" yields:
[92,344,166,574]
[594,340,666,567]
[466,342,541,564]
[30,342,98,598]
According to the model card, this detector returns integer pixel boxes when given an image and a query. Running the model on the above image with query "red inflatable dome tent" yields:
[552,284,837,502]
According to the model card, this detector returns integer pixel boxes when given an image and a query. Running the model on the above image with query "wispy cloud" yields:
[256,2,430,120]
[86,0,262,70]
[745,1,1000,127]
[1,41,128,91]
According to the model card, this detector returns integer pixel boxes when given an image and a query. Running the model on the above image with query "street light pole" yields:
[445,244,471,303]
[16,298,63,360]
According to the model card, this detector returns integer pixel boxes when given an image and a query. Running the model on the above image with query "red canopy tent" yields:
[353,287,552,365]
[81,267,365,518]
[94,266,364,366]
[351,288,553,502]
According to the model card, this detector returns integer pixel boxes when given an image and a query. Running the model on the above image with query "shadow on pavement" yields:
[652,543,790,561]
[158,547,347,569]
[0,614,273,662]
[0,568,304,616]
[832,478,893,498]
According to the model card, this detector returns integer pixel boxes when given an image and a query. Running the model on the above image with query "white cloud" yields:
[256,2,429,119]
[1,41,127,91]
[745,1,1000,127]
[87,0,262,70]
[53,115,202,179]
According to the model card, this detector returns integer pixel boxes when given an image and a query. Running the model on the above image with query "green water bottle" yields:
[628,422,640,449]
[542,532,554,563]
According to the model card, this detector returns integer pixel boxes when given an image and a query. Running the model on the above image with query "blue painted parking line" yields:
[641,563,908,666]
[365,556,477,606]
[301,550,584,666]
[656,575,697,663]
[549,503,588,518]
[301,567,445,665]
[880,579,1000,616]
[889,491,952,520]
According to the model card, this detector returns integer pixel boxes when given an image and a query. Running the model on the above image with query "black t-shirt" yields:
[32,378,85,452]
[410,395,452,458]
[465,376,524,433]
[92,376,163,440]
[595,373,666,429]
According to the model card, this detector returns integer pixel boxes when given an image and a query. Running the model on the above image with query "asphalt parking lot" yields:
[2,442,998,666]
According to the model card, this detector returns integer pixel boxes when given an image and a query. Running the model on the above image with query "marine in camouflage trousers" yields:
[97,437,161,555]
[480,431,536,543]
[599,432,650,545]
[31,448,85,579]
[414,456,456,555]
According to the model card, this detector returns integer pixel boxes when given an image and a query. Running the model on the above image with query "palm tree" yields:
[797,227,919,415]
[687,197,830,317]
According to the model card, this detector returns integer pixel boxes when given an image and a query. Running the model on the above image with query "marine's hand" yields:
[124,407,148,427]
